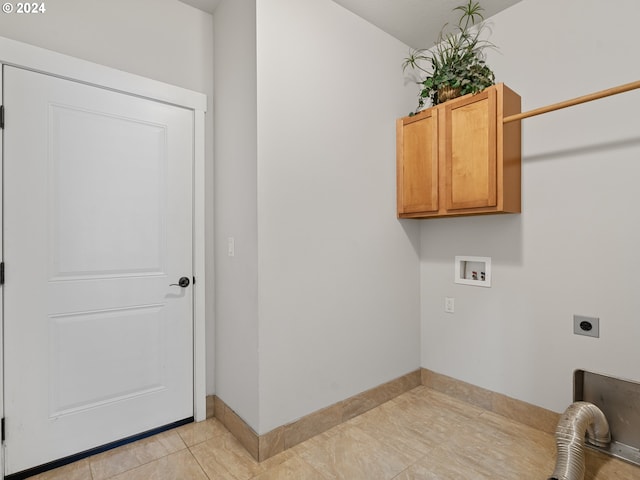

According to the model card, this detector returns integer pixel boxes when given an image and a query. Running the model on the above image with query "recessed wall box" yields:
[455,256,491,287]
[574,370,640,466]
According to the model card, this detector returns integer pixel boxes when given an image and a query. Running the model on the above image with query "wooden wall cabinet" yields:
[397,83,521,218]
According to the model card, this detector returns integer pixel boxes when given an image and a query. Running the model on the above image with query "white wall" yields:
[0,0,212,93]
[212,0,260,429]
[0,0,217,394]
[256,0,420,433]
[420,0,640,413]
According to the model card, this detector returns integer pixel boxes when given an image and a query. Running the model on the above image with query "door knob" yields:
[170,277,190,288]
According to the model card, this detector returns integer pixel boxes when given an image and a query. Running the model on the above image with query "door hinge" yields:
[0,105,4,129]
[1,418,5,442]
[0,262,4,285]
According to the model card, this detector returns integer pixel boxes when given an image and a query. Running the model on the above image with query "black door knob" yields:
[170,277,190,288]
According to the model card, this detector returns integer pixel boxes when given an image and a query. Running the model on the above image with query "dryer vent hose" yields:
[548,401,611,480]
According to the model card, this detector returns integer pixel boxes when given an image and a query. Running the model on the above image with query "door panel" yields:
[50,103,167,278]
[445,89,497,210]
[49,305,166,417]
[399,111,439,214]
[3,65,194,475]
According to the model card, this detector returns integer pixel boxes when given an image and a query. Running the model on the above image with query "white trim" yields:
[193,109,207,422]
[0,60,4,479]
[0,35,208,471]
[0,36,206,111]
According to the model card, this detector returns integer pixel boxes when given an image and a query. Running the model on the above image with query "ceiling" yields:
[330,0,521,49]
[179,0,522,49]
[179,0,220,15]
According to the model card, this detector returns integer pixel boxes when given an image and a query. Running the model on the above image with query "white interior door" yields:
[2,65,195,475]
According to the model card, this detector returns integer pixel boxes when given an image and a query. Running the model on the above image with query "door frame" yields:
[0,35,208,475]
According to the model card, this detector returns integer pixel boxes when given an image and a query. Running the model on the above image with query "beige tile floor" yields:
[28,386,640,480]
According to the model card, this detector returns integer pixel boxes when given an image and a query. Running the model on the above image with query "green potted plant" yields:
[403,0,496,114]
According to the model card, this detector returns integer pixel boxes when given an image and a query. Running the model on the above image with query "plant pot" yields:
[437,85,462,103]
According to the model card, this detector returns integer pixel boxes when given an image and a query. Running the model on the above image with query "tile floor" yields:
[28,386,640,480]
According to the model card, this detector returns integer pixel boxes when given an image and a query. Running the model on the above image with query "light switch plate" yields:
[445,297,455,313]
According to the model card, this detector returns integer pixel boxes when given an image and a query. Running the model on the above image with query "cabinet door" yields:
[397,109,439,215]
[444,88,497,211]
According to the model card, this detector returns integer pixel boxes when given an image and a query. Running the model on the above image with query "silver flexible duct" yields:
[548,401,611,480]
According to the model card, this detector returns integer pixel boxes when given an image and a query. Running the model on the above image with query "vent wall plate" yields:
[573,315,599,338]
